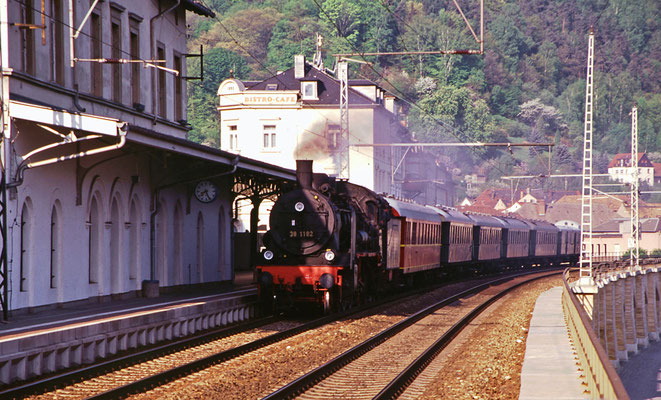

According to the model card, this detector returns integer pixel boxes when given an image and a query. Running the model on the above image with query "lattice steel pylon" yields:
[630,106,640,269]
[579,28,595,281]
[338,61,349,179]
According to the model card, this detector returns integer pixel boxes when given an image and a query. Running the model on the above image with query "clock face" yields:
[194,181,217,203]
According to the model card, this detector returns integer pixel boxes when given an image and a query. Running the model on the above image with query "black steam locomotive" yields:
[257,160,580,312]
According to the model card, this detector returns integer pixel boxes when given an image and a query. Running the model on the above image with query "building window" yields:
[266,83,278,90]
[157,43,167,118]
[129,17,141,106]
[88,196,101,284]
[129,199,139,280]
[174,53,183,122]
[19,0,36,74]
[196,212,204,283]
[50,0,65,84]
[228,125,238,150]
[20,203,31,292]
[50,204,60,289]
[262,125,276,149]
[301,81,318,100]
[90,12,103,96]
[327,124,340,150]
[111,9,123,103]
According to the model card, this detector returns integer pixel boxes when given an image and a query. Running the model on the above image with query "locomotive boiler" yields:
[258,160,388,312]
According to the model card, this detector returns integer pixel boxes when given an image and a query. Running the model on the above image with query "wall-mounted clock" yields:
[194,180,218,203]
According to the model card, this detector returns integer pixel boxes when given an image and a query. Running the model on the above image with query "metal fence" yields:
[562,268,630,400]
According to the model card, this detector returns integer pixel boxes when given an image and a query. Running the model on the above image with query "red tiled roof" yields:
[608,152,653,168]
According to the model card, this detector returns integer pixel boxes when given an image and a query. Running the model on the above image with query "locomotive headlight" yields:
[263,250,274,260]
[324,250,335,262]
[294,202,305,212]
[319,273,334,289]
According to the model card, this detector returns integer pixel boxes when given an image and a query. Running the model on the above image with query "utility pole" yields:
[630,106,640,269]
[0,0,11,320]
[578,28,595,286]
[338,61,349,179]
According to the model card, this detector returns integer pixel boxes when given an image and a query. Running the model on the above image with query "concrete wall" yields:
[8,144,234,311]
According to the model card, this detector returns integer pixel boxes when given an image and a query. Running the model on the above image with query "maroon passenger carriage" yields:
[257,160,581,313]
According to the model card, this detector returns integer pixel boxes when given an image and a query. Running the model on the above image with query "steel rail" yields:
[0,315,279,398]
[79,282,452,399]
[374,270,561,400]
[262,269,560,399]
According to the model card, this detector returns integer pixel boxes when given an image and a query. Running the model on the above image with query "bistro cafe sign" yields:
[243,93,298,105]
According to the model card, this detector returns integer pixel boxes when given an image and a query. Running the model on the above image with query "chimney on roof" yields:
[295,55,305,79]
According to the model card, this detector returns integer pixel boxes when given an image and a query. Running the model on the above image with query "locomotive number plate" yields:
[290,230,314,238]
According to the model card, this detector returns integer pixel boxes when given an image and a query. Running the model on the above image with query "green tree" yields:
[187,48,250,146]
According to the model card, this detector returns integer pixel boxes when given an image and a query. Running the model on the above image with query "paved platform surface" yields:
[0,271,255,338]
[519,286,587,400]
[618,339,661,399]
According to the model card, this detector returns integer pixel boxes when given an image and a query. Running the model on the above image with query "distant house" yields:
[655,163,661,184]
[593,218,661,257]
[608,153,655,185]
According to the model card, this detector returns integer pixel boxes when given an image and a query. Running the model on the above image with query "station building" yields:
[217,56,454,228]
[0,0,295,316]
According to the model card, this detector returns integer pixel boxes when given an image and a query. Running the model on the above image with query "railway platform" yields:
[519,287,587,400]
[0,272,258,386]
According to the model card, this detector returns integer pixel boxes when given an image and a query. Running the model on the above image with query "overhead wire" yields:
[197,0,397,168]
[311,0,527,179]
[17,0,184,67]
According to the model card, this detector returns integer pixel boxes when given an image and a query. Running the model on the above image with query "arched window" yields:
[173,203,183,284]
[129,199,139,280]
[197,212,204,283]
[88,196,101,284]
[157,200,168,284]
[218,206,225,276]
[110,197,121,292]
[50,204,61,289]
[20,202,31,292]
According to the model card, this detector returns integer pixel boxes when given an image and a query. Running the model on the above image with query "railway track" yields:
[2,269,557,399]
[0,315,287,399]
[263,270,561,400]
[1,278,450,399]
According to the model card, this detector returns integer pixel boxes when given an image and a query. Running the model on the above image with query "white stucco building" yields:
[0,0,295,315]
[607,152,655,185]
[218,56,408,197]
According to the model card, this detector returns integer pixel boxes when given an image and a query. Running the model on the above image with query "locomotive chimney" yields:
[296,160,313,189]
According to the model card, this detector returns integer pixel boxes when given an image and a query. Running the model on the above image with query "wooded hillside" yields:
[186,0,661,194]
